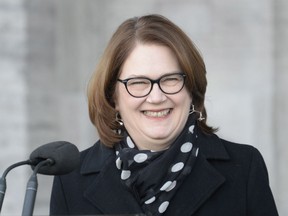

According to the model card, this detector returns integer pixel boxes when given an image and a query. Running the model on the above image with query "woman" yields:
[50,14,278,216]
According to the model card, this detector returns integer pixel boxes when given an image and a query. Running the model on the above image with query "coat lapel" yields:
[80,142,143,214]
[165,154,226,215]
[165,133,229,216]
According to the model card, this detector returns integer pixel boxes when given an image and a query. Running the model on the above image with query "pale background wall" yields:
[0,0,287,215]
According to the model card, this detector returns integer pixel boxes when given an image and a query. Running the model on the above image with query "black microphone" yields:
[22,141,80,216]
[29,141,80,175]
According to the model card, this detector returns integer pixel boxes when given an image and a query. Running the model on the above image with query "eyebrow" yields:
[120,71,182,80]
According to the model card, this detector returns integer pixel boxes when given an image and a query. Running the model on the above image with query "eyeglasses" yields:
[117,72,186,98]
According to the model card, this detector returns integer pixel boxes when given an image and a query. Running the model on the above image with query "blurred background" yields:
[0,0,287,215]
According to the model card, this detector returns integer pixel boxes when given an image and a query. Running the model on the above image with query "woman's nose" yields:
[146,83,167,103]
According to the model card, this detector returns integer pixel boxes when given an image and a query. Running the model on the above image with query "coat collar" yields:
[80,141,112,175]
[197,132,230,160]
[80,132,230,215]
[80,142,143,214]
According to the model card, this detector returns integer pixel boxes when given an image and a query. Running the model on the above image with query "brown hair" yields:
[87,14,216,147]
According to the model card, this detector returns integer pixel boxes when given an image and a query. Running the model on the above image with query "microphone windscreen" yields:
[29,141,80,175]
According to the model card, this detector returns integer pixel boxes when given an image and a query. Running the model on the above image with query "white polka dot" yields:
[115,151,119,155]
[121,170,131,180]
[144,196,156,204]
[171,162,184,172]
[165,180,177,192]
[127,136,135,148]
[134,153,148,163]
[158,201,169,213]
[181,142,193,153]
[195,147,199,156]
[116,157,122,169]
[189,125,195,133]
[160,181,172,191]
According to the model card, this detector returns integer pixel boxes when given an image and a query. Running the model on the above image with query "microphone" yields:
[0,141,80,215]
[29,141,80,175]
[22,141,80,216]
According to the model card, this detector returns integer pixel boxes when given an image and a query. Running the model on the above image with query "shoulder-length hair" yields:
[87,14,216,147]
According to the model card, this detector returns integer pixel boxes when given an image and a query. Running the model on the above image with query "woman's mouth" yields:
[143,109,171,117]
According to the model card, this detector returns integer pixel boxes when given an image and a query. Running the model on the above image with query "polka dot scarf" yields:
[115,114,199,216]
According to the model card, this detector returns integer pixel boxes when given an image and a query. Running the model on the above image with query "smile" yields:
[143,109,171,117]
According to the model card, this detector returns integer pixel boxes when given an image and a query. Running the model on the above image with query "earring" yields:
[116,112,124,126]
[189,104,205,121]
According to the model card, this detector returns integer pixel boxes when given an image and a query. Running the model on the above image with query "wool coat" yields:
[50,132,278,216]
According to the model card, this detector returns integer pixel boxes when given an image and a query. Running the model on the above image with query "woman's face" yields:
[115,43,192,151]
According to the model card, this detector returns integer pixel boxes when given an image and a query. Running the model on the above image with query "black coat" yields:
[50,132,278,216]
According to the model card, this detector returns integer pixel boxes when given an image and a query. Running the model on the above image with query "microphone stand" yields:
[21,159,53,216]
[0,160,32,213]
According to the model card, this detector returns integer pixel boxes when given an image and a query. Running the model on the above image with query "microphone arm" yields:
[21,159,53,216]
[0,160,32,213]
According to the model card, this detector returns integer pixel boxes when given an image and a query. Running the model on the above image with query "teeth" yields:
[143,109,170,117]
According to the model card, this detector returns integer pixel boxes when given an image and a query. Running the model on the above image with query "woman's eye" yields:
[163,77,178,81]
[162,76,181,83]
[128,79,149,86]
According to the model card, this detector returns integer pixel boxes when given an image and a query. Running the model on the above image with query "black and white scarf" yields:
[115,114,199,216]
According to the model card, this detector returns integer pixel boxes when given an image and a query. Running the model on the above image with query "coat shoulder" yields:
[219,138,266,167]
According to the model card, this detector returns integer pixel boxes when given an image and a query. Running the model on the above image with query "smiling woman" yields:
[115,44,192,151]
[87,15,214,149]
[50,14,278,216]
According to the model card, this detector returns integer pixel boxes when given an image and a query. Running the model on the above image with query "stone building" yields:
[0,0,287,215]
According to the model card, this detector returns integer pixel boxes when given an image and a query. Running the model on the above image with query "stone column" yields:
[274,0,288,215]
[24,0,58,214]
[0,0,28,215]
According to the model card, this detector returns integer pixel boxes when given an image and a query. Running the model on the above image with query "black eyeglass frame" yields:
[117,72,186,98]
